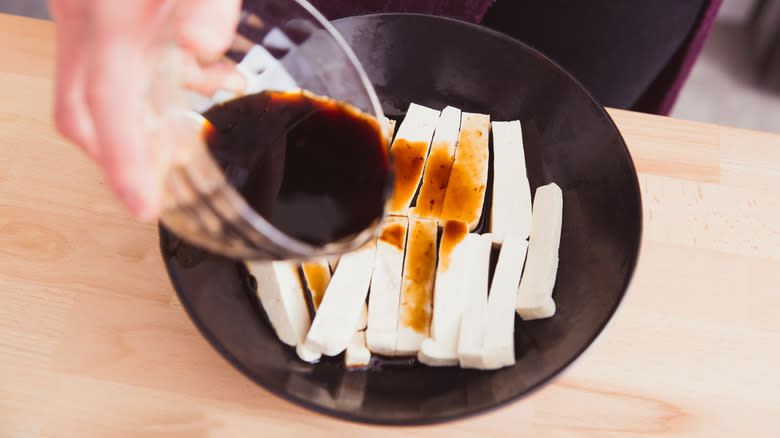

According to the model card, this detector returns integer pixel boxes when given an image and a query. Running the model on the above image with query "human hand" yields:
[49,0,241,221]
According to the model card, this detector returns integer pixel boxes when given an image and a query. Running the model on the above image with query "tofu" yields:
[457,233,493,369]
[481,233,529,369]
[246,261,311,347]
[382,116,397,144]
[356,302,367,331]
[301,258,331,311]
[345,331,372,368]
[490,120,532,243]
[516,183,563,320]
[295,343,321,363]
[395,217,438,355]
[417,221,470,366]
[413,106,462,220]
[304,242,377,356]
[388,103,440,214]
[440,112,490,230]
[366,216,408,356]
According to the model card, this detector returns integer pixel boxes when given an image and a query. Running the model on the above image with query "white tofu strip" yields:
[413,106,462,220]
[304,242,377,356]
[345,331,372,368]
[295,343,321,364]
[388,103,441,214]
[303,255,364,330]
[246,261,311,347]
[516,183,563,320]
[418,221,470,366]
[395,217,438,355]
[481,233,529,370]
[356,302,367,331]
[490,120,532,243]
[440,112,490,230]
[457,233,493,369]
[382,116,397,144]
[366,216,408,356]
[301,258,331,311]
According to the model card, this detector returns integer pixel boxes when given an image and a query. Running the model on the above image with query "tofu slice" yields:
[490,120,532,243]
[388,103,441,214]
[366,216,408,356]
[345,331,372,368]
[356,302,367,331]
[457,233,493,369]
[516,183,563,320]
[482,233,529,369]
[301,258,331,311]
[246,261,311,347]
[304,242,377,356]
[382,116,397,144]
[413,106,462,220]
[440,112,490,230]
[395,217,438,355]
[417,221,471,366]
[295,343,321,364]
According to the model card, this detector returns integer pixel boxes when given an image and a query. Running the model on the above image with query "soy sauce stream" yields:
[202,90,393,247]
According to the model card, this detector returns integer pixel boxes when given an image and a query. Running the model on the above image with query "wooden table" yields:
[2,13,779,437]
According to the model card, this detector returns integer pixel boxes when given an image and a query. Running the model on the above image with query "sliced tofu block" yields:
[457,234,493,369]
[345,331,372,368]
[301,258,331,311]
[482,233,529,370]
[389,103,441,214]
[395,217,438,355]
[304,242,377,356]
[440,112,490,230]
[418,221,471,366]
[356,302,367,331]
[516,183,563,320]
[246,261,310,347]
[366,216,408,356]
[490,120,532,243]
[382,116,397,144]
[296,343,321,363]
[414,106,462,220]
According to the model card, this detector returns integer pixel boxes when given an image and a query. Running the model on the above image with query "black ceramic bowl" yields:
[160,13,642,425]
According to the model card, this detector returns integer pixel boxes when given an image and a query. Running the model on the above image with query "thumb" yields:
[176,0,241,62]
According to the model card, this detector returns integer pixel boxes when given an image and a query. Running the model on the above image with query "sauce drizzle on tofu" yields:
[389,139,429,213]
[438,220,469,271]
[440,113,490,229]
[301,262,330,309]
[399,219,437,334]
[379,222,406,251]
[415,146,456,217]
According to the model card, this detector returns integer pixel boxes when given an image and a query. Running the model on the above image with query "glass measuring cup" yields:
[150,0,390,261]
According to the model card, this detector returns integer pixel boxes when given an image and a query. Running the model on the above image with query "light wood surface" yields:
[2,13,779,437]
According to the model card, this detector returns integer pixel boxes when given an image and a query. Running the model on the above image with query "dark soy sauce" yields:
[202,90,393,246]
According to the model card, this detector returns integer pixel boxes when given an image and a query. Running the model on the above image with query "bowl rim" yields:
[160,12,643,427]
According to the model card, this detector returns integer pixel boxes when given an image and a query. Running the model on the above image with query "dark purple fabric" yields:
[309,0,721,116]
[634,0,722,115]
[308,0,494,23]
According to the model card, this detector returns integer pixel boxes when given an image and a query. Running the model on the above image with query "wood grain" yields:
[2,13,780,437]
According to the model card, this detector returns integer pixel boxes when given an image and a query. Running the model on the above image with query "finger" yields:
[49,0,99,159]
[180,55,246,96]
[176,0,241,62]
[85,38,162,221]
